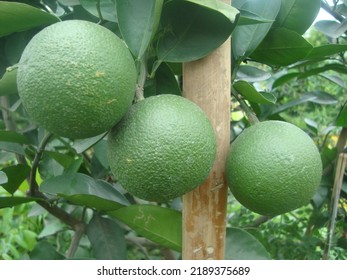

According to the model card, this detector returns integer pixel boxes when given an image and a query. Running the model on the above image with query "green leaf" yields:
[145,62,181,97]
[319,73,345,88]
[40,173,129,211]
[0,141,25,155]
[314,20,347,39]
[80,0,117,22]
[157,0,239,62]
[0,197,42,209]
[273,0,321,34]
[72,132,107,153]
[0,171,7,185]
[0,130,30,144]
[232,0,281,60]
[305,44,347,60]
[272,72,300,89]
[1,164,31,195]
[298,63,347,79]
[237,65,271,82]
[116,0,163,59]
[93,139,109,169]
[233,80,276,104]
[87,214,126,260]
[29,241,65,260]
[237,10,274,26]
[251,28,313,66]
[336,103,347,127]
[0,1,59,37]
[108,205,182,252]
[271,91,338,115]
[0,67,17,96]
[225,227,271,260]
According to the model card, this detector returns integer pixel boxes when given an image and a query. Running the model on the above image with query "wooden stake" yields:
[182,0,231,260]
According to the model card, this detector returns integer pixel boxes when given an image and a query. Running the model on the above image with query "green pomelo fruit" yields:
[17,20,137,139]
[107,94,216,202]
[226,120,322,216]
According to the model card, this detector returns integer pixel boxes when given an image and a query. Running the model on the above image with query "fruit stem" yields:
[231,86,259,125]
[135,55,148,102]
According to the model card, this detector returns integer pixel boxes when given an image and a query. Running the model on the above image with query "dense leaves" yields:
[0,0,346,261]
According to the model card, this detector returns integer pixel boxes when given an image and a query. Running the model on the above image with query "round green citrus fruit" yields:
[107,94,216,202]
[17,20,137,139]
[226,121,322,216]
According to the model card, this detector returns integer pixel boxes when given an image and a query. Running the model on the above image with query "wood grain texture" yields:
[182,0,231,259]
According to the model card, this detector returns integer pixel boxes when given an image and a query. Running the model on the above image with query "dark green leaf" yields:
[336,103,347,127]
[0,67,17,96]
[87,214,126,260]
[305,44,347,60]
[234,80,276,104]
[45,151,75,169]
[116,0,163,59]
[0,1,59,37]
[0,141,25,155]
[72,132,107,153]
[157,0,239,62]
[272,72,300,89]
[108,204,182,252]
[237,65,271,82]
[273,0,321,34]
[225,227,271,260]
[1,164,30,194]
[251,28,313,66]
[237,10,274,25]
[93,139,109,169]
[29,241,65,260]
[0,197,42,209]
[305,118,318,134]
[314,20,347,39]
[232,0,281,60]
[0,130,30,144]
[272,91,338,115]
[298,63,347,79]
[40,173,129,211]
[0,171,7,185]
[80,0,117,22]
[145,62,181,97]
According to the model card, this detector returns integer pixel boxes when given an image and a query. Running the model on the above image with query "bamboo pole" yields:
[182,0,231,260]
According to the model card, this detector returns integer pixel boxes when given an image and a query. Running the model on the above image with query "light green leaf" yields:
[41,173,129,211]
[273,0,321,34]
[108,205,182,252]
[0,67,17,96]
[0,1,59,37]
[0,171,8,185]
[305,44,347,60]
[232,0,281,60]
[234,80,276,104]
[80,0,117,22]
[157,0,239,62]
[1,164,31,195]
[314,20,347,39]
[272,72,300,89]
[251,28,313,66]
[237,10,274,26]
[237,65,271,82]
[0,141,25,155]
[225,227,271,260]
[87,214,126,260]
[116,0,163,59]
[72,132,107,153]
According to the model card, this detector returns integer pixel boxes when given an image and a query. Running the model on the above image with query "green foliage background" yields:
[0,0,347,260]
